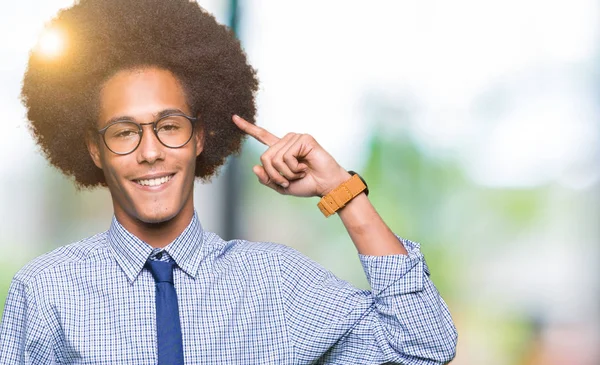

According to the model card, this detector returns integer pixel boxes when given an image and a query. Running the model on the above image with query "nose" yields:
[136,124,165,164]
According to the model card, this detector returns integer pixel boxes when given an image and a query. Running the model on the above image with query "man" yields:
[0,0,457,364]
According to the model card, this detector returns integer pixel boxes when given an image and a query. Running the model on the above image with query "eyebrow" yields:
[102,108,188,126]
[155,108,187,119]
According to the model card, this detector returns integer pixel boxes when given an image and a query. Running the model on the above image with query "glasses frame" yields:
[97,113,198,155]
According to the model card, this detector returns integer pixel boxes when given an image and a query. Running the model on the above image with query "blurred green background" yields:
[1,1,598,364]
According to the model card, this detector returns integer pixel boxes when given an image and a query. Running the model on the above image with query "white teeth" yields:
[136,175,172,187]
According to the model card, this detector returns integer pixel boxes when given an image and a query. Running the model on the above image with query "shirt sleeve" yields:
[0,277,55,364]
[279,237,457,365]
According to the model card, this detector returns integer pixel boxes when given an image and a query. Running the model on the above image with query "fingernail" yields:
[300,173,306,178]
[281,182,289,188]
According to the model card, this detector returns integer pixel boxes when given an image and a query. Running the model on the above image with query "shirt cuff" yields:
[358,237,429,297]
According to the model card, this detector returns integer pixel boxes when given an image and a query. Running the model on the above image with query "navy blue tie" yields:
[146,259,184,365]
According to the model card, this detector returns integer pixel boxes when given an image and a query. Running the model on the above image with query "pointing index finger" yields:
[232,114,279,147]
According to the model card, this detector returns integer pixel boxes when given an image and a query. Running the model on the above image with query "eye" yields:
[115,129,138,138]
[106,123,139,139]
[158,123,180,132]
[157,116,186,134]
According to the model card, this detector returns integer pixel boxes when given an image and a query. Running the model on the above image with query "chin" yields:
[136,207,179,225]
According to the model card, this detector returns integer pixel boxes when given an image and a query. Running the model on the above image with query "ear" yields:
[86,132,104,169]
[194,122,204,157]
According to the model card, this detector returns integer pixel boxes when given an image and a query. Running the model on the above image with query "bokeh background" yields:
[1,1,599,364]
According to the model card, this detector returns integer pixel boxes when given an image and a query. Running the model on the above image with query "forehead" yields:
[98,67,190,125]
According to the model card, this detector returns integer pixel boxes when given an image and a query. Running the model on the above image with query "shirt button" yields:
[155,252,163,260]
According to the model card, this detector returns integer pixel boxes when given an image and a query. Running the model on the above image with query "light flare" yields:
[36,28,65,58]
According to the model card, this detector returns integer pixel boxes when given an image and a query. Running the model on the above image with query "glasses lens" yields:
[156,115,194,148]
[104,122,140,154]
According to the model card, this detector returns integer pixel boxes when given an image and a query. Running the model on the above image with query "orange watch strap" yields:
[317,173,367,217]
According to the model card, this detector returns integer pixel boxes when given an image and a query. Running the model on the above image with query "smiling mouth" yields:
[134,174,174,187]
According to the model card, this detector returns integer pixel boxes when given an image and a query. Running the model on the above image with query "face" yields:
[88,67,203,230]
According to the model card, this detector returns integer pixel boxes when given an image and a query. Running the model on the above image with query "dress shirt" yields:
[0,212,457,364]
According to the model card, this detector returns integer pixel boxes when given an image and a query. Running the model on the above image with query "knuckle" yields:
[259,154,270,165]
[301,133,314,142]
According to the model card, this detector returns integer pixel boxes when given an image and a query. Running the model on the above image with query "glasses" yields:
[97,113,197,155]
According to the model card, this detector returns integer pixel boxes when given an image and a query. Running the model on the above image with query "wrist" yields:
[320,169,352,197]
[317,171,368,217]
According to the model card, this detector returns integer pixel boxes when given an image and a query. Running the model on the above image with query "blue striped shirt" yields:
[0,212,457,364]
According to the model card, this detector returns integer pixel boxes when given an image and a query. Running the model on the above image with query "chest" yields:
[40,259,291,364]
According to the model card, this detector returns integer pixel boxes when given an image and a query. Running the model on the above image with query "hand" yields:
[232,115,351,197]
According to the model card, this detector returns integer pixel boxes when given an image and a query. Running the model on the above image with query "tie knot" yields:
[146,259,176,284]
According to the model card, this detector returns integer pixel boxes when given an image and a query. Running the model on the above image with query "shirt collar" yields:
[106,211,206,283]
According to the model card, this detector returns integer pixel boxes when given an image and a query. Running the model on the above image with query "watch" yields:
[347,170,369,196]
[317,171,368,217]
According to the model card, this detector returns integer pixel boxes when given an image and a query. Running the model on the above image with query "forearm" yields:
[338,192,407,256]
[327,170,407,256]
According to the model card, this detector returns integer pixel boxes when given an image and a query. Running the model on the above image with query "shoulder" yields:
[13,231,109,286]
[203,231,326,274]
[204,231,303,257]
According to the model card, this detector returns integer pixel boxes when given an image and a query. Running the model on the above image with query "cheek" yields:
[189,153,198,173]
[182,148,198,173]
[100,157,128,186]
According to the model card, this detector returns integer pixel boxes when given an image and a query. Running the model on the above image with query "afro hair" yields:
[22,0,259,188]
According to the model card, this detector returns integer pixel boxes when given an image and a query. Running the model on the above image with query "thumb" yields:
[253,165,287,194]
